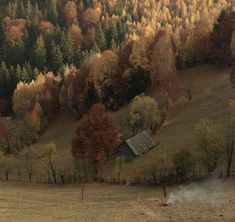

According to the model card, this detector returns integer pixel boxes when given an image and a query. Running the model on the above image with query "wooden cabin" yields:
[115,131,157,161]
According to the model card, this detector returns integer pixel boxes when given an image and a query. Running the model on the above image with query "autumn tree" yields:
[230,30,235,86]
[60,65,90,118]
[82,8,100,30]
[64,1,78,26]
[71,103,118,176]
[89,50,120,108]
[224,100,235,178]
[0,153,14,181]
[128,95,162,136]
[68,24,83,49]
[150,29,177,88]
[20,145,43,183]
[195,118,224,174]
[174,149,195,180]
[41,142,58,183]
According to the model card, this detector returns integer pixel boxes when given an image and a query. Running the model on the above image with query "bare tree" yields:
[76,160,93,202]
[116,156,124,183]
[225,100,235,178]
[20,146,43,183]
[42,143,58,184]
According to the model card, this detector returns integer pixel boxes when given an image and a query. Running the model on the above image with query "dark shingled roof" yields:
[125,131,157,156]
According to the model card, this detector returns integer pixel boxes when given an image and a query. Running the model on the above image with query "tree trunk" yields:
[28,172,32,183]
[226,141,234,178]
[18,171,21,181]
[52,170,56,184]
[81,184,85,202]
[227,157,233,178]
[162,177,167,197]
[60,175,65,184]
[5,171,9,181]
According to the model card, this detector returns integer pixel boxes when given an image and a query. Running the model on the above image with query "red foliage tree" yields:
[71,104,118,175]
[82,8,100,29]
[3,17,26,43]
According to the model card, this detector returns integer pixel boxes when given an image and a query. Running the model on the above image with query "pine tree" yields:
[0,62,9,99]
[16,64,30,83]
[25,0,33,23]
[19,2,26,18]
[33,35,47,70]
[104,23,118,48]
[47,0,58,25]
[96,24,106,51]
[6,2,16,19]
[60,31,75,65]
[51,41,63,73]
[3,40,25,67]
[32,3,42,26]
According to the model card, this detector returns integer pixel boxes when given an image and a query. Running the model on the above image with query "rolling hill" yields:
[35,64,234,180]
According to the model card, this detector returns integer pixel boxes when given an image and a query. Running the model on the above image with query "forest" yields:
[0,0,234,186]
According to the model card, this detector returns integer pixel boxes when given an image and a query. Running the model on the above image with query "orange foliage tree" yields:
[71,104,118,175]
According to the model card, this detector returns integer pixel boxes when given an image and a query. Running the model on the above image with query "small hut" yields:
[116,131,157,161]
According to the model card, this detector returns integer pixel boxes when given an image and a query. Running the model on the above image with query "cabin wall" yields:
[116,143,135,162]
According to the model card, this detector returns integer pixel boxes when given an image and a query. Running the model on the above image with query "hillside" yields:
[35,108,76,162]
[35,64,234,180]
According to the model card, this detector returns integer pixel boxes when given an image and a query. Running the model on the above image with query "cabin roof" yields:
[125,131,156,155]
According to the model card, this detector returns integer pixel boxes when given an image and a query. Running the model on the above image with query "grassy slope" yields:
[35,108,76,161]
[106,64,235,179]
[36,64,234,179]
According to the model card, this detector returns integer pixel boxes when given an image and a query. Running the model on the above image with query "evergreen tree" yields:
[19,2,26,18]
[32,3,42,26]
[33,35,47,70]
[25,0,33,23]
[96,24,106,51]
[47,0,58,25]
[3,40,25,67]
[0,62,9,99]
[104,23,118,48]
[16,64,30,83]
[115,0,125,16]
[92,42,100,53]
[6,2,16,19]
[83,0,92,9]
[60,31,75,65]
[23,62,35,81]
[50,41,63,73]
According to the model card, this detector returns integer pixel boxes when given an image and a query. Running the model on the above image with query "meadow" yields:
[0,179,234,222]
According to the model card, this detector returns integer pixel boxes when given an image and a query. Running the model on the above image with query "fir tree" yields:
[33,35,47,70]
[96,24,106,51]
[0,62,9,99]
[60,31,75,65]
[47,0,58,25]
[51,41,63,73]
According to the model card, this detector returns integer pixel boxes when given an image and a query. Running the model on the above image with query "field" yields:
[0,179,234,222]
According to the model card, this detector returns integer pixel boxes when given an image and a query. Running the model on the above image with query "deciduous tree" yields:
[71,104,118,176]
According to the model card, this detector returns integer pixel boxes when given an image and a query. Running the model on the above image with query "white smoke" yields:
[166,180,229,205]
